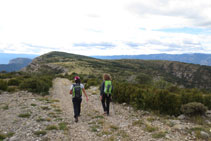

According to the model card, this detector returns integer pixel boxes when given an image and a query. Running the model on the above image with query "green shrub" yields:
[85,78,100,89]
[203,95,211,109]
[181,102,208,116]
[8,79,20,86]
[109,80,211,116]
[7,87,16,92]
[0,80,8,91]
[154,80,172,89]
[154,90,181,115]
[19,75,53,95]
[136,73,152,85]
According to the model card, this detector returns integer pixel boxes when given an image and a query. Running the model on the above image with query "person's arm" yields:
[100,82,104,100]
[69,85,73,95]
[82,88,88,102]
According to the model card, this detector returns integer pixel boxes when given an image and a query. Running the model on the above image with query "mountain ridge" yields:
[93,53,211,66]
[0,58,32,72]
[23,51,211,90]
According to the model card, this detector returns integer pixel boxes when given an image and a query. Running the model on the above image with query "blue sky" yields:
[0,0,211,56]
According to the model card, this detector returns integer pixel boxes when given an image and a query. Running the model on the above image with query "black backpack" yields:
[73,84,82,98]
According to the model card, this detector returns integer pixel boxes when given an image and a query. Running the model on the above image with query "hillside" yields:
[93,53,211,66]
[0,58,32,72]
[23,51,211,90]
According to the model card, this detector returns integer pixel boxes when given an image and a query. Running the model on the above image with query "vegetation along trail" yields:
[51,78,199,141]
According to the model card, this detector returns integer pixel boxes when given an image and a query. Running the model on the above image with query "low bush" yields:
[112,81,211,116]
[8,78,20,86]
[0,80,8,91]
[7,87,17,92]
[19,75,53,95]
[181,102,208,116]
[85,78,100,89]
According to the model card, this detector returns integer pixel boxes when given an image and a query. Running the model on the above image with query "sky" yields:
[0,0,211,56]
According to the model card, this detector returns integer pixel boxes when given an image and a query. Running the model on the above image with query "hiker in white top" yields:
[70,76,88,122]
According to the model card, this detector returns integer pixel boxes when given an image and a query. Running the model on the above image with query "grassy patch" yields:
[147,117,156,122]
[0,132,14,140]
[132,120,143,127]
[55,118,63,121]
[189,127,210,139]
[31,103,37,107]
[105,136,116,141]
[59,122,68,130]
[2,105,9,110]
[189,116,207,125]
[54,109,62,113]
[90,125,100,132]
[110,125,119,131]
[34,130,47,136]
[93,115,104,119]
[97,119,105,125]
[102,130,112,135]
[48,112,58,118]
[46,125,58,130]
[51,99,60,103]
[36,117,51,122]
[144,124,158,132]
[88,121,96,125]
[152,131,166,139]
[117,130,129,138]
[18,113,31,118]
[0,133,6,140]
[41,106,51,110]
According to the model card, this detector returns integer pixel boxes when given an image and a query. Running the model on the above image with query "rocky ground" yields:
[1,78,211,141]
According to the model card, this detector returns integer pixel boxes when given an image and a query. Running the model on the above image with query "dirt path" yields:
[50,78,198,141]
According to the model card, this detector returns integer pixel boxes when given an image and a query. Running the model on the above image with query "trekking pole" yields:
[110,98,115,116]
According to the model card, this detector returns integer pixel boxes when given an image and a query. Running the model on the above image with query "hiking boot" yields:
[75,117,78,123]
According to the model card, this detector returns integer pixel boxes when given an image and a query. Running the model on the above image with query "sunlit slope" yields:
[23,51,211,89]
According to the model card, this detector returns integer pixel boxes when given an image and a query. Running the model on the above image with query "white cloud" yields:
[0,0,211,56]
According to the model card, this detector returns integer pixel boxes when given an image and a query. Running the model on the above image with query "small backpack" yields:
[104,80,112,96]
[73,83,82,98]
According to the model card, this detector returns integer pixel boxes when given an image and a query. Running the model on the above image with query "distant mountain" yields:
[0,53,38,64]
[0,58,32,72]
[23,51,211,89]
[93,53,211,66]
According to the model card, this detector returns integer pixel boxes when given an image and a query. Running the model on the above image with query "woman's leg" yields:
[72,98,77,118]
[101,94,106,113]
[78,98,82,116]
[106,95,111,115]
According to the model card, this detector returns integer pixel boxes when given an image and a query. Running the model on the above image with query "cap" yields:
[74,76,80,80]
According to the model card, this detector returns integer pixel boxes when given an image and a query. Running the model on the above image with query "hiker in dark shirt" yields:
[100,73,113,116]
[70,76,88,122]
